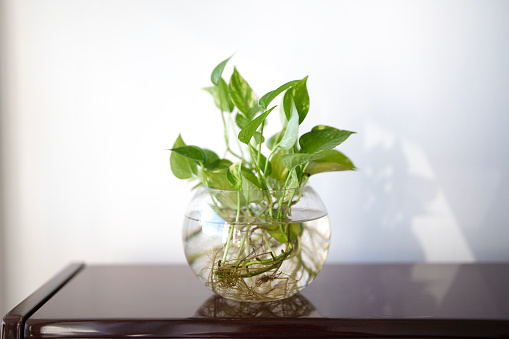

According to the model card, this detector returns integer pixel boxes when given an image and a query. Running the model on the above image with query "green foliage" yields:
[204,84,233,112]
[280,152,324,171]
[249,145,272,175]
[299,125,355,154]
[269,149,288,182]
[259,80,299,110]
[169,134,196,179]
[169,54,358,273]
[291,77,310,124]
[170,55,356,197]
[169,58,359,292]
[229,67,259,117]
[283,77,309,124]
[204,170,233,190]
[211,55,234,86]
[227,161,243,190]
[264,223,303,244]
[171,145,207,163]
[203,149,220,169]
[306,150,356,175]
[238,106,275,144]
[277,95,300,150]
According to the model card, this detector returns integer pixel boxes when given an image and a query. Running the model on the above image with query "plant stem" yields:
[222,190,241,263]
[264,148,277,177]
[221,111,243,160]
[230,114,245,160]
[222,223,235,264]
[248,146,268,190]
[263,231,276,257]
[277,168,294,219]
[236,225,250,263]
[257,121,264,169]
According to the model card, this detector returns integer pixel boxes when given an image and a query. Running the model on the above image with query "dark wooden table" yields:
[2,263,509,338]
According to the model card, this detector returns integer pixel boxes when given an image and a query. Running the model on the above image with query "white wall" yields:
[1,0,509,315]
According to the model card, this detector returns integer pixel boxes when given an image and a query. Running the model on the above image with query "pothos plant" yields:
[169,56,355,298]
[170,55,355,194]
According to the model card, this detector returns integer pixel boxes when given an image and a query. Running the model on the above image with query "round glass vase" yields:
[182,185,331,302]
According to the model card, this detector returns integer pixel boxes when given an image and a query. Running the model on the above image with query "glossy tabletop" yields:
[3,263,509,338]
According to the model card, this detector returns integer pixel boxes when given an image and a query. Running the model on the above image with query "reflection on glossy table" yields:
[2,263,509,338]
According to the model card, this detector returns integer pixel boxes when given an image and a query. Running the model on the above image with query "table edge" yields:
[1,263,85,339]
[24,318,509,338]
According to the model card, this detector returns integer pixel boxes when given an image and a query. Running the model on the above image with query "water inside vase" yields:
[183,214,330,302]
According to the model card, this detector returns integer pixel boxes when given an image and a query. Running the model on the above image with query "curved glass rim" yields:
[196,184,312,193]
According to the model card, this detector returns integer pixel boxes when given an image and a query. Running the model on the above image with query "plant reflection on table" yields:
[195,293,321,318]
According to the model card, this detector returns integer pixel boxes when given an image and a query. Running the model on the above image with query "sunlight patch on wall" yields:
[402,141,474,262]
[365,119,474,261]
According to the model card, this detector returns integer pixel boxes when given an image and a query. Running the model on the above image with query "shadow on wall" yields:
[356,139,440,261]
[318,121,446,263]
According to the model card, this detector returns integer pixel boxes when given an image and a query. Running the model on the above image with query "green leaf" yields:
[277,97,299,150]
[279,152,324,171]
[212,159,233,171]
[299,125,356,153]
[204,78,234,112]
[267,131,283,151]
[283,90,293,121]
[306,150,356,175]
[264,223,302,244]
[238,106,276,145]
[204,170,234,190]
[211,55,233,86]
[203,86,219,106]
[241,167,262,188]
[241,174,261,192]
[227,161,243,190]
[203,149,220,170]
[289,223,303,240]
[169,135,197,179]
[217,78,234,112]
[269,149,288,182]
[264,224,288,243]
[170,145,207,162]
[239,177,264,207]
[229,67,259,117]
[252,131,265,145]
[291,76,309,124]
[249,145,272,176]
[235,112,251,129]
[259,80,299,110]
[285,168,300,189]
